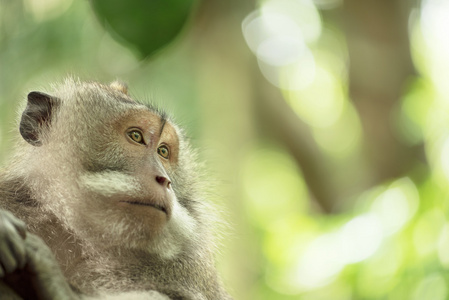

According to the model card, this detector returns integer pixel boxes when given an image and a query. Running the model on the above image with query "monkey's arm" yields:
[0,209,79,299]
[0,209,170,300]
[0,209,28,299]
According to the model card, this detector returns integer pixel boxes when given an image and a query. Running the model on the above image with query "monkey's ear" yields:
[20,91,59,146]
[110,81,128,95]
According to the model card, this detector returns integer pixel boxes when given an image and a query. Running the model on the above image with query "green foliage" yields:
[90,0,197,58]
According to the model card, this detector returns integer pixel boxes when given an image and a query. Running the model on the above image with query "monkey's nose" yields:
[155,175,171,189]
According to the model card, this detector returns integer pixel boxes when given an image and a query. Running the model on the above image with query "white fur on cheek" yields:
[79,171,142,197]
[146,199,198,260]
[77,171,199,258]
[170,200,197,237]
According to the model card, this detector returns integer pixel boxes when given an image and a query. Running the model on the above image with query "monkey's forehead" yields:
[119,105,169,129]
[50,77,183,134]
[117,99,171,128]
[54,77,167,116]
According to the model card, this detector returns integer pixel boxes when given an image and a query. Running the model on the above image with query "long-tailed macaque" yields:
[0,78,232,299]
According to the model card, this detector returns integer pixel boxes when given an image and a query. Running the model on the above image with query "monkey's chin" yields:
[115,197,174,239]
[116,200,169,232]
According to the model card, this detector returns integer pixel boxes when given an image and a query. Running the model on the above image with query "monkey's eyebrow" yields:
[135,101,168,136]
[159,115,167,137]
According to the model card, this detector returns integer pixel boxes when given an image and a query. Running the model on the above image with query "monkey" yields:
[0,78,232,299]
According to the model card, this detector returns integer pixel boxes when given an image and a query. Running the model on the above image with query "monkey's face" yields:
[110,109,179,232]
[21,80,200,257]
[75,108,198,255]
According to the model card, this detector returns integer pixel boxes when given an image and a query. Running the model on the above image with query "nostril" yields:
[155,176,165,185]
[156,175,171,188]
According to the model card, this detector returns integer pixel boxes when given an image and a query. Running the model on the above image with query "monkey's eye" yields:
[157,145,170,159]
[128,130,145,144]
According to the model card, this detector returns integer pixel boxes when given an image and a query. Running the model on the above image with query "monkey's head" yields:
[18,78,207,258]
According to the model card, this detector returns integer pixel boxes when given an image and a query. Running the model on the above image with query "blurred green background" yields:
[1,0,449,299]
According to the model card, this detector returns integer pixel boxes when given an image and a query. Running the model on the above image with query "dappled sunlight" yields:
[240,138,426,296]
[287,179,418,291]
[421,0,449,68]
[293,232,345,289]
[292,214,383,290]
[241,146,309,228]
[260,47,316,90]
[370,178,419,236]
[357,243,403,298]
[413,209,445,257]
[397,80,430,146]
[312,104,362,158]
[411,273,447,300]
[338,214,383,264]
[24,0,73,22]
[413,7,449,101]
[439,136,449,184]
[242,0,321,90]
[239,0,449,296]
[286,67,345,128]
[261,0,321,44]
[437,223,449,268]
[2,0,449,298]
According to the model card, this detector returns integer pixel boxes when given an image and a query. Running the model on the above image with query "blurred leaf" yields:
[90,0,196,58]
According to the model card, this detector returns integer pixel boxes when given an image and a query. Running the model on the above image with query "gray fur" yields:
[0,78,231,299]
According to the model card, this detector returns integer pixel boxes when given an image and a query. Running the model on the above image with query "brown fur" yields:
[0,78,231,299]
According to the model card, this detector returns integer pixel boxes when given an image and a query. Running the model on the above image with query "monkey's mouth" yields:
[119,200,167,214]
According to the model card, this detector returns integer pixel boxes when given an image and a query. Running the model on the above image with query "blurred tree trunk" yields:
[252,0,422,212]
[189,2,423,296]
[192,0,340,219]
[255,71,341,213]
[342,0,423,184]
[193,0,422,232]
[258,0,424,213]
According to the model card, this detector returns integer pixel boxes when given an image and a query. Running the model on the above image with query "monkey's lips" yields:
[119,200,167,214]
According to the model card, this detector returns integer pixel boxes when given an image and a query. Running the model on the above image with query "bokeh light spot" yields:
[370,178,419,236]
[413,209,446,256]
[287,67,345,128]
[241,146,308,228]
[24,0,73,22]
[412,273,447,300]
